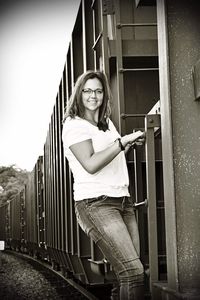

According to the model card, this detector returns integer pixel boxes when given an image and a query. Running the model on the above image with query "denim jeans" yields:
[74,196,144,300]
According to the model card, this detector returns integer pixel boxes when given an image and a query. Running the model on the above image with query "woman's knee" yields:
[118,258,144,283]
[134,258,144,276]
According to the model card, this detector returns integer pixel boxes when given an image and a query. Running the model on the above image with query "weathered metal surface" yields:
[192,58,200,101]
[167,0,200,295]
[157,0,200,297]
[102,0,115,15]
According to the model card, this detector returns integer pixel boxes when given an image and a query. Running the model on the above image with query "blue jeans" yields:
[74,196,144,300]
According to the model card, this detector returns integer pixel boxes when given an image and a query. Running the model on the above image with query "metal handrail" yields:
[133,199,148,208]
[117,22,157,29]
[121,113,146,119]
[119,68,159,72]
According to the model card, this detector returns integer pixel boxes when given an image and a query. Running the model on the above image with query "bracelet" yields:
[117,138,125,151]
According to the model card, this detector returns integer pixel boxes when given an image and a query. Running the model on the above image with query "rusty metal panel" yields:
[165,0,200,295]
[102,0,115,15]
[192,58,200,101]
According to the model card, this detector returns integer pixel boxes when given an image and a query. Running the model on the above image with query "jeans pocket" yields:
[75,200,90,235]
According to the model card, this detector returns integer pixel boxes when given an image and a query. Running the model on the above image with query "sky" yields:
[0,0,80,171]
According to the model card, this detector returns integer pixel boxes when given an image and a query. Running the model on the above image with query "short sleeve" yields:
[108,119,121,137]
[62,118,91,148]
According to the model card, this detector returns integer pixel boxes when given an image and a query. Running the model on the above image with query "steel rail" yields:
[6,250,98,300]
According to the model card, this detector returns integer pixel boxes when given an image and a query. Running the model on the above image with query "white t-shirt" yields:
[62,116,130,201]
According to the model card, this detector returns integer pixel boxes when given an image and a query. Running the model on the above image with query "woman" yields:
[62,70,145,300]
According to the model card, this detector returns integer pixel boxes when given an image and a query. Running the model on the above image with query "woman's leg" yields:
[121,197,145,299]
[122,197,141,256]
[75,196,144,300]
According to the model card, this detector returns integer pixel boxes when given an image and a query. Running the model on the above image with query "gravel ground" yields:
[0,251,89,300]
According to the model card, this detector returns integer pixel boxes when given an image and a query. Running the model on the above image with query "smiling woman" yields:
[62,70,145,300]
[81,78,104,121]
[0,0,80,170]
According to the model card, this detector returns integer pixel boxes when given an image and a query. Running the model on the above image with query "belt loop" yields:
[122,196,126,210]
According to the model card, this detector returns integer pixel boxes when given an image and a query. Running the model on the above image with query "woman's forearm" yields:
[84,139,122,174]
[69,131,144,174]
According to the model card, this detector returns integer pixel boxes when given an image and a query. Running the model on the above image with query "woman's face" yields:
[81,78,104,114]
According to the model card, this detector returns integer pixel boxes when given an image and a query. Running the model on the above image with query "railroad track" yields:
[1,250,103,300]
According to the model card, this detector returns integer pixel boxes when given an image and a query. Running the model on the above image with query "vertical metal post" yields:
[157,0,178,291]
[35,163,40,245]
[62,67,70,253]
[52,108,58,250]
[145,114,160,293]
[70,40,76,255]
[133,145,146,262]
[58,85,64,251]
[99,1,110,78]
[114,0,126,134]
[55,98,61,250]
[92,5,97,70]
[50,117,53,248]
[43,144,47,249]
[45,142,48,247]
[49,120,52,248]
[82,0,87,72]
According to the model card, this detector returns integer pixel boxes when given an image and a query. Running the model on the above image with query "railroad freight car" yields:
[1,0,200,299]
[35,0,163,294]
[0,190,25,252]
[0,203,9,246]
[23,157,46,257]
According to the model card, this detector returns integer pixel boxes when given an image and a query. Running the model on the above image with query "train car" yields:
[0,203,9,246]
[23,157,46,257]
[0,190,25,252]
[41,0,163,294]
[1,0,200,299]
[41,0,200,298]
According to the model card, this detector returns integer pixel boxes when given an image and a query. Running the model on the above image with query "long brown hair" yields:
[63,70,111,131]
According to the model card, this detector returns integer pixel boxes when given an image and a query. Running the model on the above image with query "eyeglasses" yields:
[82,88,104,96]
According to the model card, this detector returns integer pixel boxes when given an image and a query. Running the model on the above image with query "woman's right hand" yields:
[121,130,145,148]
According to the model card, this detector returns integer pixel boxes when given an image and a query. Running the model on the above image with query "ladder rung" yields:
[119,68,159,72]
[117,23,157,29]
[121,113,146,119]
